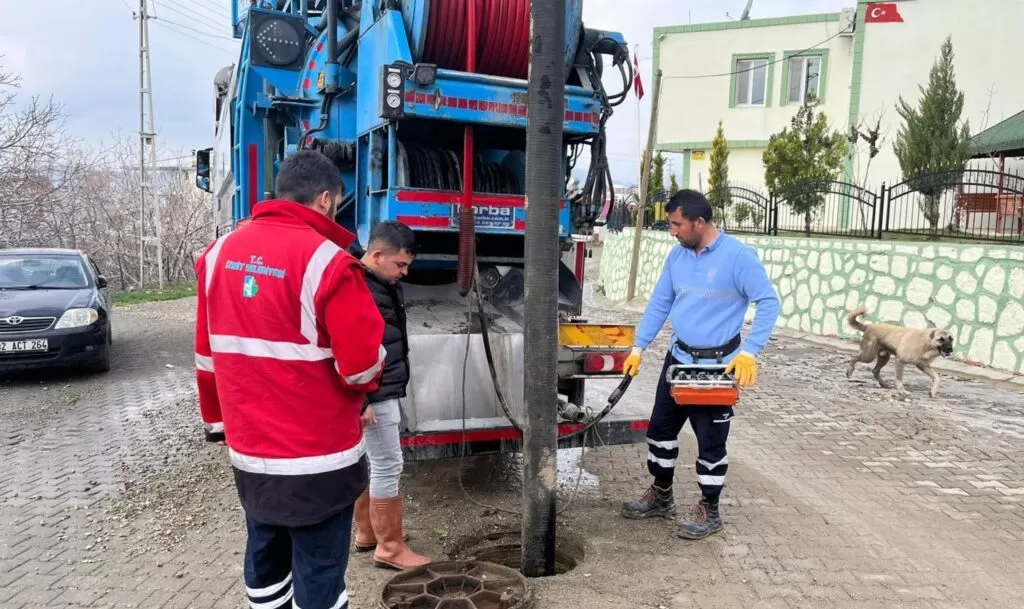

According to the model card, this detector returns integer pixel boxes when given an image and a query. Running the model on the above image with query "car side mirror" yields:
[195,148,212,193]
[97,276,108,289]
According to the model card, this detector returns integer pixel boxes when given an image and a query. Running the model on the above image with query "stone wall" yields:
[597,228,1024,373]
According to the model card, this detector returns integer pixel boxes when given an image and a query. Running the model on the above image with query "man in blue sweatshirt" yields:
[621,189,779,540]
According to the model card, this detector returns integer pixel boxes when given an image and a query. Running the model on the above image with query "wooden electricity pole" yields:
[626,69,662,301]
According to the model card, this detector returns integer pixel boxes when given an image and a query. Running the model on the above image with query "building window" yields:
[788,55,820,103]
[736,59,768,105]
[729,53,775,108]
[781,49,830,105]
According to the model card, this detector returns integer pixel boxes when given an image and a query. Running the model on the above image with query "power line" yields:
[150,19,238,55]
[152,14,238,41]
[152,0,224,35]
[660,26,850,80]
[181,0,231,22]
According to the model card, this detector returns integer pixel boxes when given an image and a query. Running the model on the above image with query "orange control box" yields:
[666,365,739,407]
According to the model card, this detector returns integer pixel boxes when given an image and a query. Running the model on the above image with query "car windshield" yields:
[0,255,90,290]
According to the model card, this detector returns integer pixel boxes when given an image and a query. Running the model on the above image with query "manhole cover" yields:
[379,560,531,609]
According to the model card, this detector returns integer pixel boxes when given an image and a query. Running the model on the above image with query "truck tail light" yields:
[583,350,627,374]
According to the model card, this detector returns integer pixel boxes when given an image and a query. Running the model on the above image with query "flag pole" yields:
[635,44,642,199]
[626,68,661,302]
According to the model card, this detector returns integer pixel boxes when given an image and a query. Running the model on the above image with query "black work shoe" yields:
[621,484,675,519]
[676,497,723,540]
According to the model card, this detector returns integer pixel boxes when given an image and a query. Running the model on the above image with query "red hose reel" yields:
[422,0,531,80]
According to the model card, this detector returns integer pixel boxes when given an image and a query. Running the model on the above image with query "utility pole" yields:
[138,0,162,288]
[626,69,662,301]
[521,0,565,578]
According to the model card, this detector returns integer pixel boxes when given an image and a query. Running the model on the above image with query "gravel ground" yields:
[3,252,1024,608]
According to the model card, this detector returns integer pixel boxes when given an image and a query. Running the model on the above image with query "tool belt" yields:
[675,333,741,364]
[667,334,742,407]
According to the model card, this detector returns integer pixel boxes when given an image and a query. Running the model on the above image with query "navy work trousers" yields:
[243,505,354,609]
[645,350,733,498]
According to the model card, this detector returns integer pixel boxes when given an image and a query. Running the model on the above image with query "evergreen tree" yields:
[763,99,849,236]
[669,172,679,194]
[893,35,971,233]
[647,152,666,220]
[706,120,731,224]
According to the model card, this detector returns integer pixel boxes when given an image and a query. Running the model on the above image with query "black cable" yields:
[150,20,237,55]
[569,374,633,439]
[456,272,594,517]
[661,27,850,81]
[472,269,523,433]
[152,14,237,41]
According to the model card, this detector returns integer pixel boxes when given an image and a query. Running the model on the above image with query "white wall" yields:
[851,0,1024,232]
[654,0,1024,231]
[856,0,1024,183]
[654,12,856,194]
[686,147,767,191]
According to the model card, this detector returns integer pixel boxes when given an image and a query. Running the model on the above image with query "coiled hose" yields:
[422,0,531,79]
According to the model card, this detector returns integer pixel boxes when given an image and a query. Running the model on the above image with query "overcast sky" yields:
[1,0,850,184]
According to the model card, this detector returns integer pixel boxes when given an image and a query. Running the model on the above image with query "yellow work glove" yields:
[623,347,643,377]
[725,352,757,386]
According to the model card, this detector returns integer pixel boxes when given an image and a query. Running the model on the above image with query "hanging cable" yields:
[456,268,598,516]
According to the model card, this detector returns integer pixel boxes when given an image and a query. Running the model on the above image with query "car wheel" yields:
[90,344,111,374]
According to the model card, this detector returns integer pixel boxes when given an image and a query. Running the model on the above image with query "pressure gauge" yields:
[386,72,403,88]
[386,93,402,109]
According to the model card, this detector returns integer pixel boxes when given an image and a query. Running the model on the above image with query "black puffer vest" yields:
[348,244,410,404]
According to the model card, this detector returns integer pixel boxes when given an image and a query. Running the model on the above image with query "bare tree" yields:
[1,62,213,290]
[848,109,887,233]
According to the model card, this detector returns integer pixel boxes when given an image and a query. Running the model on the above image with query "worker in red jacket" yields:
[194,149,385,609]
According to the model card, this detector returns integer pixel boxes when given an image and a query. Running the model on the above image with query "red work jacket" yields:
[194,199,385,526]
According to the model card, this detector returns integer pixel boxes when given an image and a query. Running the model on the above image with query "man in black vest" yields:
[347,220,431,570]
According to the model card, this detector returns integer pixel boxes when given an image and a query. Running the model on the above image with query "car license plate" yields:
[0,339,48,353]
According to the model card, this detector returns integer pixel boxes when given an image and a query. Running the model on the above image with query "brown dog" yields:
[845,305,954,398]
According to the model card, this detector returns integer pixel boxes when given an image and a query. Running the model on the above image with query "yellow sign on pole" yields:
[691,150,706,161]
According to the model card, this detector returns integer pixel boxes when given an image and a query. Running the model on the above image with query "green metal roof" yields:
[969,109,1024,158]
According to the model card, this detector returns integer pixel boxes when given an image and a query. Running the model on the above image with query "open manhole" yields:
[448,529,585,577]
[379,560,531,609]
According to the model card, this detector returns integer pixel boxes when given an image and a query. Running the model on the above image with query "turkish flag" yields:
[865,2,904,22]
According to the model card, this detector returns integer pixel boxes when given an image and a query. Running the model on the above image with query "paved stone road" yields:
[2,288,1024,608]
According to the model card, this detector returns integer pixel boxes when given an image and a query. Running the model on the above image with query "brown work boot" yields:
[354,490,409,552]
[369,495,431,570]
[353,490,376,552]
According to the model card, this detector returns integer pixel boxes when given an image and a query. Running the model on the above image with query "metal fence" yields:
[706,184,771,235]
[699,170,1024,244]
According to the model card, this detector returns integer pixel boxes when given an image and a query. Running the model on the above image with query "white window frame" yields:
[787,55,821,104]
[731,54,773,108]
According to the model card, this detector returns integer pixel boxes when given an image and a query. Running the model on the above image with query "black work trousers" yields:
[645,350,733,498]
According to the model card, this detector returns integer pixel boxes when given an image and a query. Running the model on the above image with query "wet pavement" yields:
[2,266,1024,608]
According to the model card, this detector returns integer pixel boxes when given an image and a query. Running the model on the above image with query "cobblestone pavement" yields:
[2,281,1024,608]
